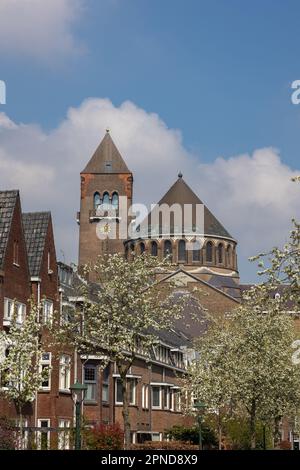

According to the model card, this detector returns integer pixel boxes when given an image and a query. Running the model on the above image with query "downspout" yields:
[34,280,41,428]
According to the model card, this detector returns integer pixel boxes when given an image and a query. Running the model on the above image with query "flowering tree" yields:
[55,253,189,449]
[0,302,49,448]
[183,293,300,449]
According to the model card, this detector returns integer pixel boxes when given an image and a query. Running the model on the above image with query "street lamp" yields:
[194,400,206,450]
[70,380,88,450]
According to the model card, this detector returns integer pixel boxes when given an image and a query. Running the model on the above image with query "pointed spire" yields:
[81,131,131,174]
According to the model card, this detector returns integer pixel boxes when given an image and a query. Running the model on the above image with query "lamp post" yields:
[70,381,88,450]
[194,400,206,450]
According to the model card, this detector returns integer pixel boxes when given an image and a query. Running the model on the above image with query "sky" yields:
[0,0,300,282]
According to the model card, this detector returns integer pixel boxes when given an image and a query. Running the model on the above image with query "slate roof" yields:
[207,274,241,300]
[22,212,50,277]
[0,190,18,270]
[81,131,131,174]
[142,175,233,239]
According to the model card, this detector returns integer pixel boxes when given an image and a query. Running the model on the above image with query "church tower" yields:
[78,130,133,267]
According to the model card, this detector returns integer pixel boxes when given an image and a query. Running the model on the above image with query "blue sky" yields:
[0,0,300,281]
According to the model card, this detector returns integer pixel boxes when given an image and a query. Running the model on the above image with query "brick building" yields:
[0,131,241,448]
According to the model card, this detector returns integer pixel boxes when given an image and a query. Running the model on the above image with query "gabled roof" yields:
[149,174,233,239]
[0,190,19,269]
[81,131,131,174]
[22,212,51,277]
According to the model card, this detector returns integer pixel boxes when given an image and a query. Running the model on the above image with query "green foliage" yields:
[165,424,217,447]
[223,417,273,450]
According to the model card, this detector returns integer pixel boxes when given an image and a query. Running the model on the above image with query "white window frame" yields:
[115,378,136,406]
[40,352,51,390]
[16,302,26,324]
[58,419,70,450]
[37,419,50,450]
[59,355,71,392]
[163,386,170,410]
[142,384,149,409]
[42,299,53,325]
[151,386,162,409]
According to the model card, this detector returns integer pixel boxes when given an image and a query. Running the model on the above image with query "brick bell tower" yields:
[78,130,133,268]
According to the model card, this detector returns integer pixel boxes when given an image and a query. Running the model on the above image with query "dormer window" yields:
[105,161,112,172]
[13,240,19,266]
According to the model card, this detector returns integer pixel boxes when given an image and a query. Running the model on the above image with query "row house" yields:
[0,190,195,448]
[58,261,195,444]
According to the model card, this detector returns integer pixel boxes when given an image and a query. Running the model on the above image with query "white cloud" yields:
[0,98,299,281]
[0,0,84,63]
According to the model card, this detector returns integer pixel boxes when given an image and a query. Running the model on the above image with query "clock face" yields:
[100,223,111,234]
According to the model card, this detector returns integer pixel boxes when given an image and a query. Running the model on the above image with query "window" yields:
[164,240,172,260]
[111,192,119,212]
[115,379,136,405]
[163,387,170,409]
[84,365,97,402]
[171,390,181,412]
[226,245,232,267]
[142,384,149,409]
[4,298,14,321]
[139,242,145,254]
[102,192,110,210]
[3,299,25,325]
[40,352,51,390]
[151,241,158,256]
[47,251,51,273]
[206,241,213,263]
[105,161,112,172]
[37,419,50,450]
[178,240,186,262]
[13,240,19,265]
[172,350,184,369]
[152,386,161,409]
[94,192,101,210]
[58,420,70,450]
[217,243,224,264]
[42,300,53,324]
[156,345,170,364]
[61,304,75,325]
[59,355,71,391]
[16,302,26,324]
[192,240,201,262]
[102,365,110,403]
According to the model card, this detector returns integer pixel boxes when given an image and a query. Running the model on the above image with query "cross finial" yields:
[178,171,183,178]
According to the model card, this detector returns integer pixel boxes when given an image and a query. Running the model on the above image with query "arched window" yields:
[125,245,129,260]
[139,242,145,254]
[178,240,186,262]
[218,243,224,264]
[206,241,213,263]
[192,240,201,262]
[151,241,158,256]
[226,245,232,267]
[130,243,135,257]
[111,192,119,212]
[94,192,101,210]
[102,192,110,210]
[164,240,172,259]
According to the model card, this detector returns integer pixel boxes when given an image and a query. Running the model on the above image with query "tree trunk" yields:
[120,373,131,450]
[249,399,256,450]
[218,409,222,450]
[274,416,281,449]
[17,402,23,450]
